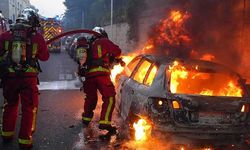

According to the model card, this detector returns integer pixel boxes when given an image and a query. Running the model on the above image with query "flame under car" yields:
[116,54,250,146]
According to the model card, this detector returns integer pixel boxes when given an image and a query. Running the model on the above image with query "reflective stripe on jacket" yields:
[86,38,121,77]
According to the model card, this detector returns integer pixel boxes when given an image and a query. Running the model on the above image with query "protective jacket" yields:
[0,28,49,147]
[82,37,121,127]
[86,37,121,77]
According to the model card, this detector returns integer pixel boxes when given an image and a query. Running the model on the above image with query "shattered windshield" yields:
[167,61,243,97]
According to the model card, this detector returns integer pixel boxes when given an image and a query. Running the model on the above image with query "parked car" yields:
[65,36,74,52]
[116,54,250,147]
[0,11,7,34]
[68,37,78,59]
[48,40,61,53]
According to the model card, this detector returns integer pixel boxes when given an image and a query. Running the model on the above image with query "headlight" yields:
[172,100,182,109]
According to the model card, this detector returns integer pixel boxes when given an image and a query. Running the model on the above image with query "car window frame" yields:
[131,57,154,85]
[127,56,143,78]
[143,62,158,86]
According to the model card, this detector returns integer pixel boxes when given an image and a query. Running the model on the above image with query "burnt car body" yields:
[116,54,250,146]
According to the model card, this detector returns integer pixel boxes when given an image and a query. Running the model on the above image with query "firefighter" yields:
[0,8,49,149]
[81,27,121,134]
[76,36,89,88]
[76,36,89,67]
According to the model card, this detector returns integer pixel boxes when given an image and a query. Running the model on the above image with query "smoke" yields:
[144,0,244,72]
[187,0,243,70]
[146,10,192,59]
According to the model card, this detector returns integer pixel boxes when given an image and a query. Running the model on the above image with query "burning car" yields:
[116,54,250,146]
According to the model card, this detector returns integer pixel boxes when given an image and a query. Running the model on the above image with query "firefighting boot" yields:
[99,124,117,135]
[1,134,13,144]
[82,121,89,128]
[81,113,91,128]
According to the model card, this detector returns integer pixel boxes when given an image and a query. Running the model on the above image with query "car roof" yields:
[138,54,241,77]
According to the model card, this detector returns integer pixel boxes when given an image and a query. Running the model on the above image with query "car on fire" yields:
[116,54,250,147]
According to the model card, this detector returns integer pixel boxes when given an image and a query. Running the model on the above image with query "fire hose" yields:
[45,29,125,90]
[45,29,101,45]
[45,29,125,69]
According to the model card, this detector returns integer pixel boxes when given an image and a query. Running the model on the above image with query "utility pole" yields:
[111,0,113,40]
[81,10,84,28]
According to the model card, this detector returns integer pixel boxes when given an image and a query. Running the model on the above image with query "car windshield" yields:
[167,61,243,97]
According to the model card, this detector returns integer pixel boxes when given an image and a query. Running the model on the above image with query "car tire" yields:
[118,109,140,140]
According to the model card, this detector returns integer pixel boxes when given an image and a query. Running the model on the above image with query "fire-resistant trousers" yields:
[82,75,116,125]
[1,77,38,147]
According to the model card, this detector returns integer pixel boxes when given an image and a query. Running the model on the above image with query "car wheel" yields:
[118,109,140,140]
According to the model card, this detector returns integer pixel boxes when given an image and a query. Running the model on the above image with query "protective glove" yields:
[114,58,125,66]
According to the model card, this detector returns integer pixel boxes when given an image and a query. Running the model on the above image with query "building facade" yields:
[0,0,30,21]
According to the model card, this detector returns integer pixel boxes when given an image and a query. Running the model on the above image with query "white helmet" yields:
[92,26,108,38]
[16,8,40,27]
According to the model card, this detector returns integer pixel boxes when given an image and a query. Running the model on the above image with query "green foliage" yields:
[63,0,145,41]
[84,0,110,28]
[63,0,86,31]
[63,0,128,30]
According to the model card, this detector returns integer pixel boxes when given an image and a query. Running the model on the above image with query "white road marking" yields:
[38,80,82,90]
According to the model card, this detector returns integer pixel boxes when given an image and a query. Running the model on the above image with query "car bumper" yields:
[153,123,250,139]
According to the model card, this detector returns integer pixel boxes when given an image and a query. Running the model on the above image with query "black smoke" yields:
[147,0,244,70]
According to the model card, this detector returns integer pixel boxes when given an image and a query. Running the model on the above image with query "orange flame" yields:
[200,53,215,61]
[170,10,183,22]
[141,10,191,54]
[169,61,188,93]
[200,89,213,96]
[133,119,151,141]
[168,61,243,97]
[219,81,243,97]
[110,54,136,83]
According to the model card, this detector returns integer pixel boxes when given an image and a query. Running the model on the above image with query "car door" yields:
[118,57,142,119]
[130,60,158,115]
[120,58,157,119]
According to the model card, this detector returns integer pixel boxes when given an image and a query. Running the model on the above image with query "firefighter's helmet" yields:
[16,8,40,27]
[92,27,108,38]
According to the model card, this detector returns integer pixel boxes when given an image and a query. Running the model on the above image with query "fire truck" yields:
[40,16,62,53]
[0,12,7,34]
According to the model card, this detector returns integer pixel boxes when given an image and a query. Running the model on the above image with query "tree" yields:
[62,0,146,42]
[63,0,129,30]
